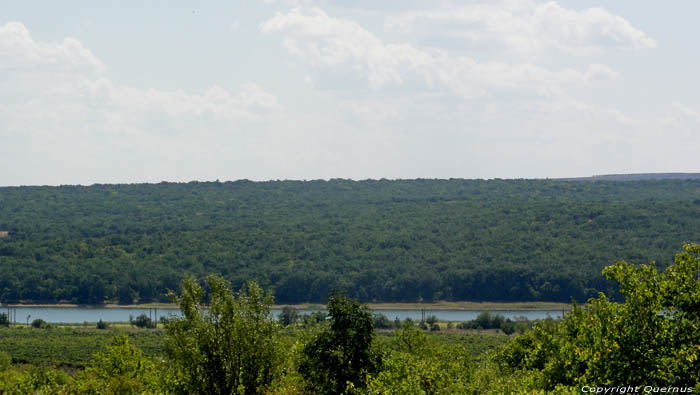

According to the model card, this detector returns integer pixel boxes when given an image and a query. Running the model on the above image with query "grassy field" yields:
[1,324,509,368]
[0,326,164,367]
[5,301,572,310]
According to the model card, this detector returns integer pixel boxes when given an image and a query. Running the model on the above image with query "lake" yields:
[2,306,566,324]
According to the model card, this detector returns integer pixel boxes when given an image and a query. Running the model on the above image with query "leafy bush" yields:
[163,275,281,394]
[0,351,10,372]
[372,313,394,329]
[279,306,299,326]
[74,334,160,394]
[129,314,156,329]
[300,311,327,327]
[0,313,9,327]
[96,319,109,329]
[299,293,380,394]
[367,323,474,393]
[31,318,48,329]
[496,243,700,388]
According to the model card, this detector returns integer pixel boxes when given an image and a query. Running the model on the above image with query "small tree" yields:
[129,314,156,329]
[78,334,159,394]
[0,313,9,327]
[96,319,109,330]
[496,243,700,388]
[301,311,327,327]
[278,306,299,326]
[163,275,280,395]
[31,318,47,328]
[372,313,393,329]
[0,351,10,372]
[299,293,380,394]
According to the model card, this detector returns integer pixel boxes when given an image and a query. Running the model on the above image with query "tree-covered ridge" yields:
[1,178,699,304]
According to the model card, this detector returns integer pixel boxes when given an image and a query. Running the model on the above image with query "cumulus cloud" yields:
[383,0,657,55]
[0,22,105,73]
[0,3,694,186]
[0,22,279,129]
[0,22,282,185]
[658,102,700,139]
[262,7,617,99]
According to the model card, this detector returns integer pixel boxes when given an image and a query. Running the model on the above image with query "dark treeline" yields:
[1,178,699,304]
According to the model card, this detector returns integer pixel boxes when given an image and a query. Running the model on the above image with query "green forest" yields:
[1,178,699,304]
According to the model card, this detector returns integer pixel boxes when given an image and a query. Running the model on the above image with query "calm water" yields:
[2,306,566,324]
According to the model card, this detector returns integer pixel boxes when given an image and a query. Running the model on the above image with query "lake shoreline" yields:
[2,301,572,311]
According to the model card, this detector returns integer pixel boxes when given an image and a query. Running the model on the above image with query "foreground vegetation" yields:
[2,179,700,304]
[1,243,699,393]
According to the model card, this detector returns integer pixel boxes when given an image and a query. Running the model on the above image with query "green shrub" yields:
[31,318,47,329]
[299,293,380,394]
[163,275,281,394]
[0,351,10,372]
[79,334,160,394]
[372,313,393,329]
[495,243,700,389]
[367,324,473,393]
[129,314,156,329]
[279,306,299,326]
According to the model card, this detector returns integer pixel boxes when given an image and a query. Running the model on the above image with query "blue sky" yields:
[1,1,699,185]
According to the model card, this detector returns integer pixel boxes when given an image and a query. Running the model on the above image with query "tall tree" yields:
[163,275,280,395]
[299,293,380,394]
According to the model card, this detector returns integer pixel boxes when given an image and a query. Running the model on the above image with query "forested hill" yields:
[1,179,699,305]
[558,172,700,181]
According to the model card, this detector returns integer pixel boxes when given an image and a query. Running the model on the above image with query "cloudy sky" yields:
[1,1,698,185]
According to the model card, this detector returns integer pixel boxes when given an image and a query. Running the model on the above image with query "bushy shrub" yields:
[0,351,10,372]
[31,318,48,329]
[495,243,700,389]
[163,275,281,394]
[300,311,327,327]
[299,294,380,394]
[279,306,299,326]
[367,323,474,393]
[96,319,109,329]
[129,314,156,329]
[372,313,393,329]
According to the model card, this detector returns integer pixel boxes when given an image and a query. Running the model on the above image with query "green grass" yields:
[375,330,510,362]
[0,327,164,367]
[1,324,509,369]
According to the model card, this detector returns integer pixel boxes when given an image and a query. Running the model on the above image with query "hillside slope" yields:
[1,179,699,304]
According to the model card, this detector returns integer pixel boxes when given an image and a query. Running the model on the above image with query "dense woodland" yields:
[1,178,699,304]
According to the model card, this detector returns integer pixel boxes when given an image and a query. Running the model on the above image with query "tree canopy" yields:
[496,243,700,389]
[1,178,699,304]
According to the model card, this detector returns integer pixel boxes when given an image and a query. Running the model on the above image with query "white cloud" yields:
[0,22,283,185]
[658,102,700,139]
[262,7,617,99]
[0,22,279,130]
[0,2,695,186]
[263,0,314,6]
[0,22,105,73]
[383,1,657,55]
